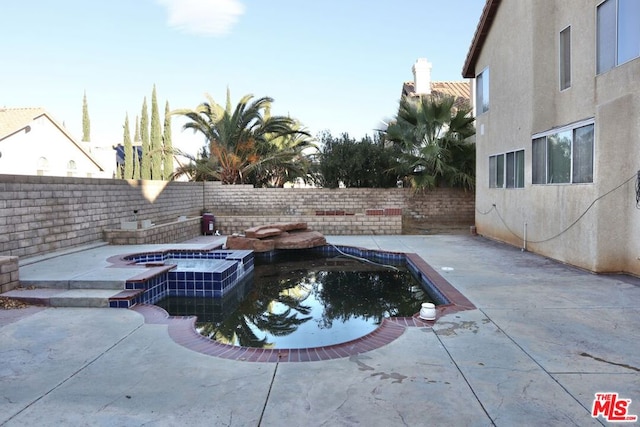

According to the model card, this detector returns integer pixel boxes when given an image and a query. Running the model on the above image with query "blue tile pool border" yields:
[108,249,254,308]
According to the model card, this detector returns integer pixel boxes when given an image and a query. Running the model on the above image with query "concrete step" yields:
[1,288,123,308]
[19,279,124,290]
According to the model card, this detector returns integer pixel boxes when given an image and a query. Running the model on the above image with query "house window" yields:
[489,154,504,188]
[597,0,640,74]
[560,26,571,90]
[506,150,525,188]
[37,157,49,176]
[476,68,489,114]
[490,150,524,189]
[532,137,546,184]
[572,125,595,183]
[532,121,594,184]
[67,160,77,177]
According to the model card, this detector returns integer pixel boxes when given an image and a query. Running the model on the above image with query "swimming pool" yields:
[110,244,474,361]
[156,249,432,349]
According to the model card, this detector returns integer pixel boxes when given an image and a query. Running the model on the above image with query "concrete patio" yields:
[1,234,638,426]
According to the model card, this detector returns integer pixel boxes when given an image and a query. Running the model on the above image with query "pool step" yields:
[2,288,126,308]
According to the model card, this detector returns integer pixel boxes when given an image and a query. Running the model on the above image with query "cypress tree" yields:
[82,91,90,142]
[150,85,162,179]
[140,97,151,180]
[133,147,141,179]
[123,113,133,179]
[134,115,141,143]
[162,101,173,180]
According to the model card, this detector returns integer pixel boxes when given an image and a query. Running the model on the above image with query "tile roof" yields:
[0,107,47,140]
[0,107,104,171]
[402,81,472,109]
[462,0,501,78]
[431,81,471,101]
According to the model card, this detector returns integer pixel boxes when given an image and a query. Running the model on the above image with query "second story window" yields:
[476,68,489,114]
[560,26,571,90]
[597,0,640,74]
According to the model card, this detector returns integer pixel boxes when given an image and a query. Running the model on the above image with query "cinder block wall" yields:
[215,214,403,236]
[205,186,474,224]
[0,174,203,258]
[103,218,201,245]
[0,256,19,292]
[0,175,474,259]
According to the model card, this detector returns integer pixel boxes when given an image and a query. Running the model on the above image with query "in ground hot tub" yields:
[109,250,254,308]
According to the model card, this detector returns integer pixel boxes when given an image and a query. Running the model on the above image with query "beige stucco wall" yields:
[473,0,640,275]
[474,1,535,245]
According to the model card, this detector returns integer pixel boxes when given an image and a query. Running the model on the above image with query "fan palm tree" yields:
[172,89,310,184]
[385,94,476,190]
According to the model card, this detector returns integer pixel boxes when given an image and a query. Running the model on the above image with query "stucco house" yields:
[0,107,108,178]
[463,0,640,276]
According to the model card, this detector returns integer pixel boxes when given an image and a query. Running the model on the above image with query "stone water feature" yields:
[225,222,326,252]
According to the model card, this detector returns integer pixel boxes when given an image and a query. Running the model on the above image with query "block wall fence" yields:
[0,174,474,259]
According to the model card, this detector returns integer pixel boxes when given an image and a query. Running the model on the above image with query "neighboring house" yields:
[402,58,472,108]
[463,0,640,275]
[0,107,108,178]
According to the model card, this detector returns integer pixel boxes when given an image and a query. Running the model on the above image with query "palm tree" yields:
[172,89,310,185]
[385,94,476,190]
[249,118,317,187]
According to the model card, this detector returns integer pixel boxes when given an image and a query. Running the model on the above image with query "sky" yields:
[0,0,485,156]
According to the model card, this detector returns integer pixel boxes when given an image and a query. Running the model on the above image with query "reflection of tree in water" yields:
[311,269,426,329]
[195,252,428,348]
[198,268,313,348]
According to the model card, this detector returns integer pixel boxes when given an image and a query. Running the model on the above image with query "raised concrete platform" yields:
[5,237,228,308]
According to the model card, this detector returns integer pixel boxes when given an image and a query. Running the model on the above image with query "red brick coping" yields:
[132,300,471,363]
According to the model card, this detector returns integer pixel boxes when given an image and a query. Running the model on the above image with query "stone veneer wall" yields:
[0,174,474,259]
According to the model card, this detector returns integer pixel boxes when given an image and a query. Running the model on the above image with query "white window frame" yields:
[597,0,640,74]
[476,67,489,114]
[506,150,525,188]
[532,118,595,185]
[489,153,504,188]
[489,149,524,189]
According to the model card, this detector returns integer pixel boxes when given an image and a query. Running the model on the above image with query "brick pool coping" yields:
[134,304,430,362]
[131,250,476,362]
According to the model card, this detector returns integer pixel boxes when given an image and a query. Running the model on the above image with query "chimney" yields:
[412,58,432,95]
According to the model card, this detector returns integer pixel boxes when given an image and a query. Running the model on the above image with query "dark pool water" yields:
[156,251,432,349]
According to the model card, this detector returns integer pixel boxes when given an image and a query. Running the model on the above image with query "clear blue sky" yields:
[0,0,485,155]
